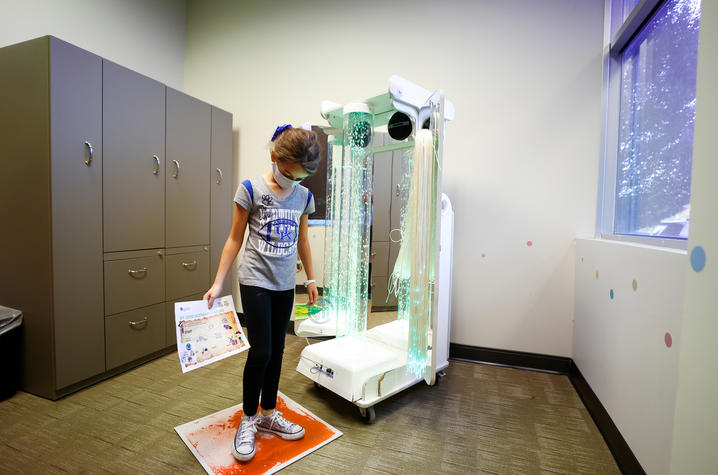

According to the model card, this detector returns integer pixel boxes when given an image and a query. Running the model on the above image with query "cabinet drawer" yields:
[166,249,209,301]
[104,253,164,315]
[105,303,164,370]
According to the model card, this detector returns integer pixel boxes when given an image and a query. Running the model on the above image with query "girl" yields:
[203,124,320,462]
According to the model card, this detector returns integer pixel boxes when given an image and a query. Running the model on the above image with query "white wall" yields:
[573,239,686,475]
[0,0,187,90]
[669,0,718,472]
[572,2,718,473]
[184,0,605,356]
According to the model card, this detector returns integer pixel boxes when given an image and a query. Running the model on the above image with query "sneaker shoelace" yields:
[238,417,257,444]
[265,411,294,431]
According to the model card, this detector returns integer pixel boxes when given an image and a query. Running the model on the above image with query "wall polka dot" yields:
[481,253,486,258]
[690,246,706,272]
[632,279,638,291]
[595,271,599,280]
[527,241,533,247]
[665,332,673,348]
[610,289,614,299]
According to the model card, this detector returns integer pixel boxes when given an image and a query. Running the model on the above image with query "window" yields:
[601,0,702,244]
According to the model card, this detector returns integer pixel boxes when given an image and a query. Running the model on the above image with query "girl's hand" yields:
[306,283,319,307]
[203,284,223,309]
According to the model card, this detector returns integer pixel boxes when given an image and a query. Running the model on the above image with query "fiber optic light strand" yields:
[389,129,438,378]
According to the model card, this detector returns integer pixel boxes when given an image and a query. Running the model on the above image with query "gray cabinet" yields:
[371,133,407,310]
[166,88,211,248]
[211,107,234,297]
[0,37,105,397]
[0,36,233,400]
[103,60,166,252]
[372,135,392,241]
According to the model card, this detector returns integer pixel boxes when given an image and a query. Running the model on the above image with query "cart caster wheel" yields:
[359,406,376,424]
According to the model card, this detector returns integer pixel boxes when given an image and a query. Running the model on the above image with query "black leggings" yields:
[239,284,294,416]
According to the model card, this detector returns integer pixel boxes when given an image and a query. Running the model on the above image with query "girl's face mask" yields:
[272,162,303,189]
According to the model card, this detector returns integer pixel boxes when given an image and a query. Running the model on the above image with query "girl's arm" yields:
[297,214,318,306]
[203,203,250,308]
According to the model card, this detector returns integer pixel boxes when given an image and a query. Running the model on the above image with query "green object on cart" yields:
[294,298,324,320]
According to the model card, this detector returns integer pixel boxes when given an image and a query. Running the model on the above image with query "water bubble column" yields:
[323,103,374,337]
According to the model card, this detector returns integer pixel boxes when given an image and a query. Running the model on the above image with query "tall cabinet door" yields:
[49,38,105,388]
[390,146,408,237]
[372,139,391,242]
[166,88,211,248]
[103,60,166,252]
[210,107,233,296]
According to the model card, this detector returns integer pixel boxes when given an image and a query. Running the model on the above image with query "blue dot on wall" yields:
[610,289,614,299]
[690,246,706,272]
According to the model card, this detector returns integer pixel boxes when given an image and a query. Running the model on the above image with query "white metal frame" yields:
[296,77,454,422]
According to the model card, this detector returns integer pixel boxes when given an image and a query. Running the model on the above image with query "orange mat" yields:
[175,392,342,474]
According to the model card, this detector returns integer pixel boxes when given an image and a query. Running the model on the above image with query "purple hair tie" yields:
[271,124,292,142]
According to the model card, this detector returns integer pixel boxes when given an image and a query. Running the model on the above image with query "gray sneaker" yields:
[256,411,305,440]
[231,415,257,462]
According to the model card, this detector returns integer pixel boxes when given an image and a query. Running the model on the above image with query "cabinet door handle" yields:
[370,280,376,288]
[152,155,160,175]
[396,184,400,197]
[84,141,93,165]
[128,317,148,330]
[128,267,148,279]
[216,167,223,184]
[182,260,197,270]
[172,160,180,178]
[370,251,377,258]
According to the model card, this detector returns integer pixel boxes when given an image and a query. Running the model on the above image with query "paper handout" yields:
[175,295,249,373]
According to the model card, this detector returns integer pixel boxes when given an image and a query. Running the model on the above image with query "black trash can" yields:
[0,306,23,401]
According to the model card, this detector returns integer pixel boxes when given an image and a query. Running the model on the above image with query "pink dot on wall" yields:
[527,241,533,247]
[665,332,673,348]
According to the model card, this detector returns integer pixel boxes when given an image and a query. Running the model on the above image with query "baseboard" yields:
[449,343,645,475]
[568,361,645,475]
[449,343,572,374]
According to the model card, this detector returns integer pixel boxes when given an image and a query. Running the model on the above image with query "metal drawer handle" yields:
[182,260,197,271]
[128,267,148,279]
[84,141,93,165]
[152,155,160,175]
[128,317,148,330]
[396,184,400,197]
[172,160,180,178]
[216,167,223,184]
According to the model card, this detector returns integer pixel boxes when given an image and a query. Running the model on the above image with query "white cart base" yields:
[297,320,446,420]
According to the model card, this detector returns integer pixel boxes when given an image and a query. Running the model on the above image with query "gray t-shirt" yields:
[234,176,315,291]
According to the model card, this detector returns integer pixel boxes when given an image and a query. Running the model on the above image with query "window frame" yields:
[597,0,691,250]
